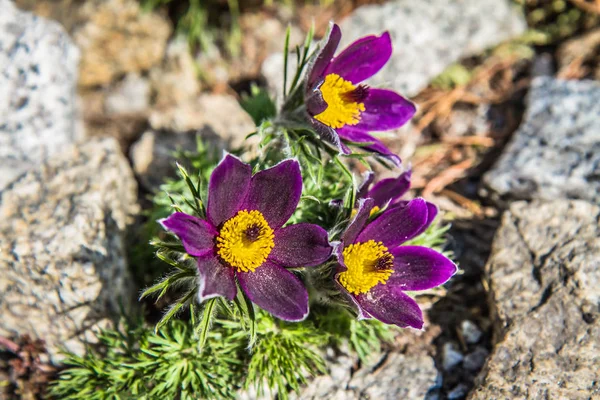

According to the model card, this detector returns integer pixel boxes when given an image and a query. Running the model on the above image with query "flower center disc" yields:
[338,240,394,295]
[216,210,275,273]
[314,73,367,129]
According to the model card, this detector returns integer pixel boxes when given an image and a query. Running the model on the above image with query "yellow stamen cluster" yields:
[314,73,365,129]
[216,210,275,273]
[338,240,394,295]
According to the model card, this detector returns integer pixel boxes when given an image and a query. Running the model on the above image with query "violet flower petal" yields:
[237,260,309,321]
[352,88,416,132]
[412,201,439,237]
[388,246,457,291]
[197,255,237,301]
[324,32,392,84]
[367,170,412,208]
[337,127,401,166]
[335,280,373,320]
[270,223,332,267]
[309,118,347,154]
[207,154,252,227]
[160,212,217,257]
[356,170,375,200]
[356,198,429,247]
[241,159,302,229]
[355,285,423,329]
[307,23,342,89]
[342,197,374,245]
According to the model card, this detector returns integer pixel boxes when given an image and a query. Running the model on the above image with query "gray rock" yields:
[339,0,525,97]
[0,137,139,363]
[0,0,81,191]
[447,383,469,400]
[460,320,483,344]
[291,348,439,399]
[104,73,150,116]
[463,347,489,372]
[483,78,600,205]
[442,342,464,371]
[470,200,600,399]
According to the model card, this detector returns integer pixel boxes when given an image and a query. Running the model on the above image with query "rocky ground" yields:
[1,0,599,398]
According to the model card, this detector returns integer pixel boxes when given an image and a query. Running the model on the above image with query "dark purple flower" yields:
[160,155,332,321]
[334,197,456,329]
[305,23,416,165]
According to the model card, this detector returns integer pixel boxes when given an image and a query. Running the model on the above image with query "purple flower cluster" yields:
[160,24,456,329]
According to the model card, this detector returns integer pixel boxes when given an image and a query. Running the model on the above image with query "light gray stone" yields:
[483,78,600,205]
[460,320,482,344]
[0,0,82,191]
[470,200,600,399]
[0,137,139,363]
[291,348,439,399]
[442,342,464,371]
[338,0,525,97]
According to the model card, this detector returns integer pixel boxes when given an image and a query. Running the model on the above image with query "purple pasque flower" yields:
[160,155,332,322]
[334,197,456,328]
[305,23,416,165]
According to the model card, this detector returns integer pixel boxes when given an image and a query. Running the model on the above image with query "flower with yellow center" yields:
[314,74,367,129]
[216,210,275,273]
[338,240,394,295]
[305,23,416,165]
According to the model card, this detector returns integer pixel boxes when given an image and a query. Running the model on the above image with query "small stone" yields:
[460,320,483,344]
[105,73,150,115]
[74,0,171,87]
[442,342,464,371]
[463,347,489,372]
[447,383,468,400]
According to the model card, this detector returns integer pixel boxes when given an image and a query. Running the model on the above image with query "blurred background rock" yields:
[1,0,599,398]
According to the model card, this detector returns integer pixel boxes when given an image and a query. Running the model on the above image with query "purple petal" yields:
[241,159,302,229]
[388,246,457,291]
[352,89,416,132]
[309,118,347,154]
[160,212,217,257]
[337,127,401,166]
[356,171,375,200]
[342,198,374,245]
[307,23,341,89]
[237,261,308,321]
[207,154,252,227]
[324,32,392,84]
[355,285,423,328]
[270,224,332,267]
[197,255,237,301]
[356,198,429,247]
[413,201,438,238]
[335,280,372,320]
[367,170,412,208]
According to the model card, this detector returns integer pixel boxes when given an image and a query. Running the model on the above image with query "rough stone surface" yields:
[0,137,139,362]
[470,200,600,399]
[262,0,525,99]
[290,350,439,400]
[483,78,600,205]
[74,0,171,87]
[0,0,81,191]
[148,94,256,149]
